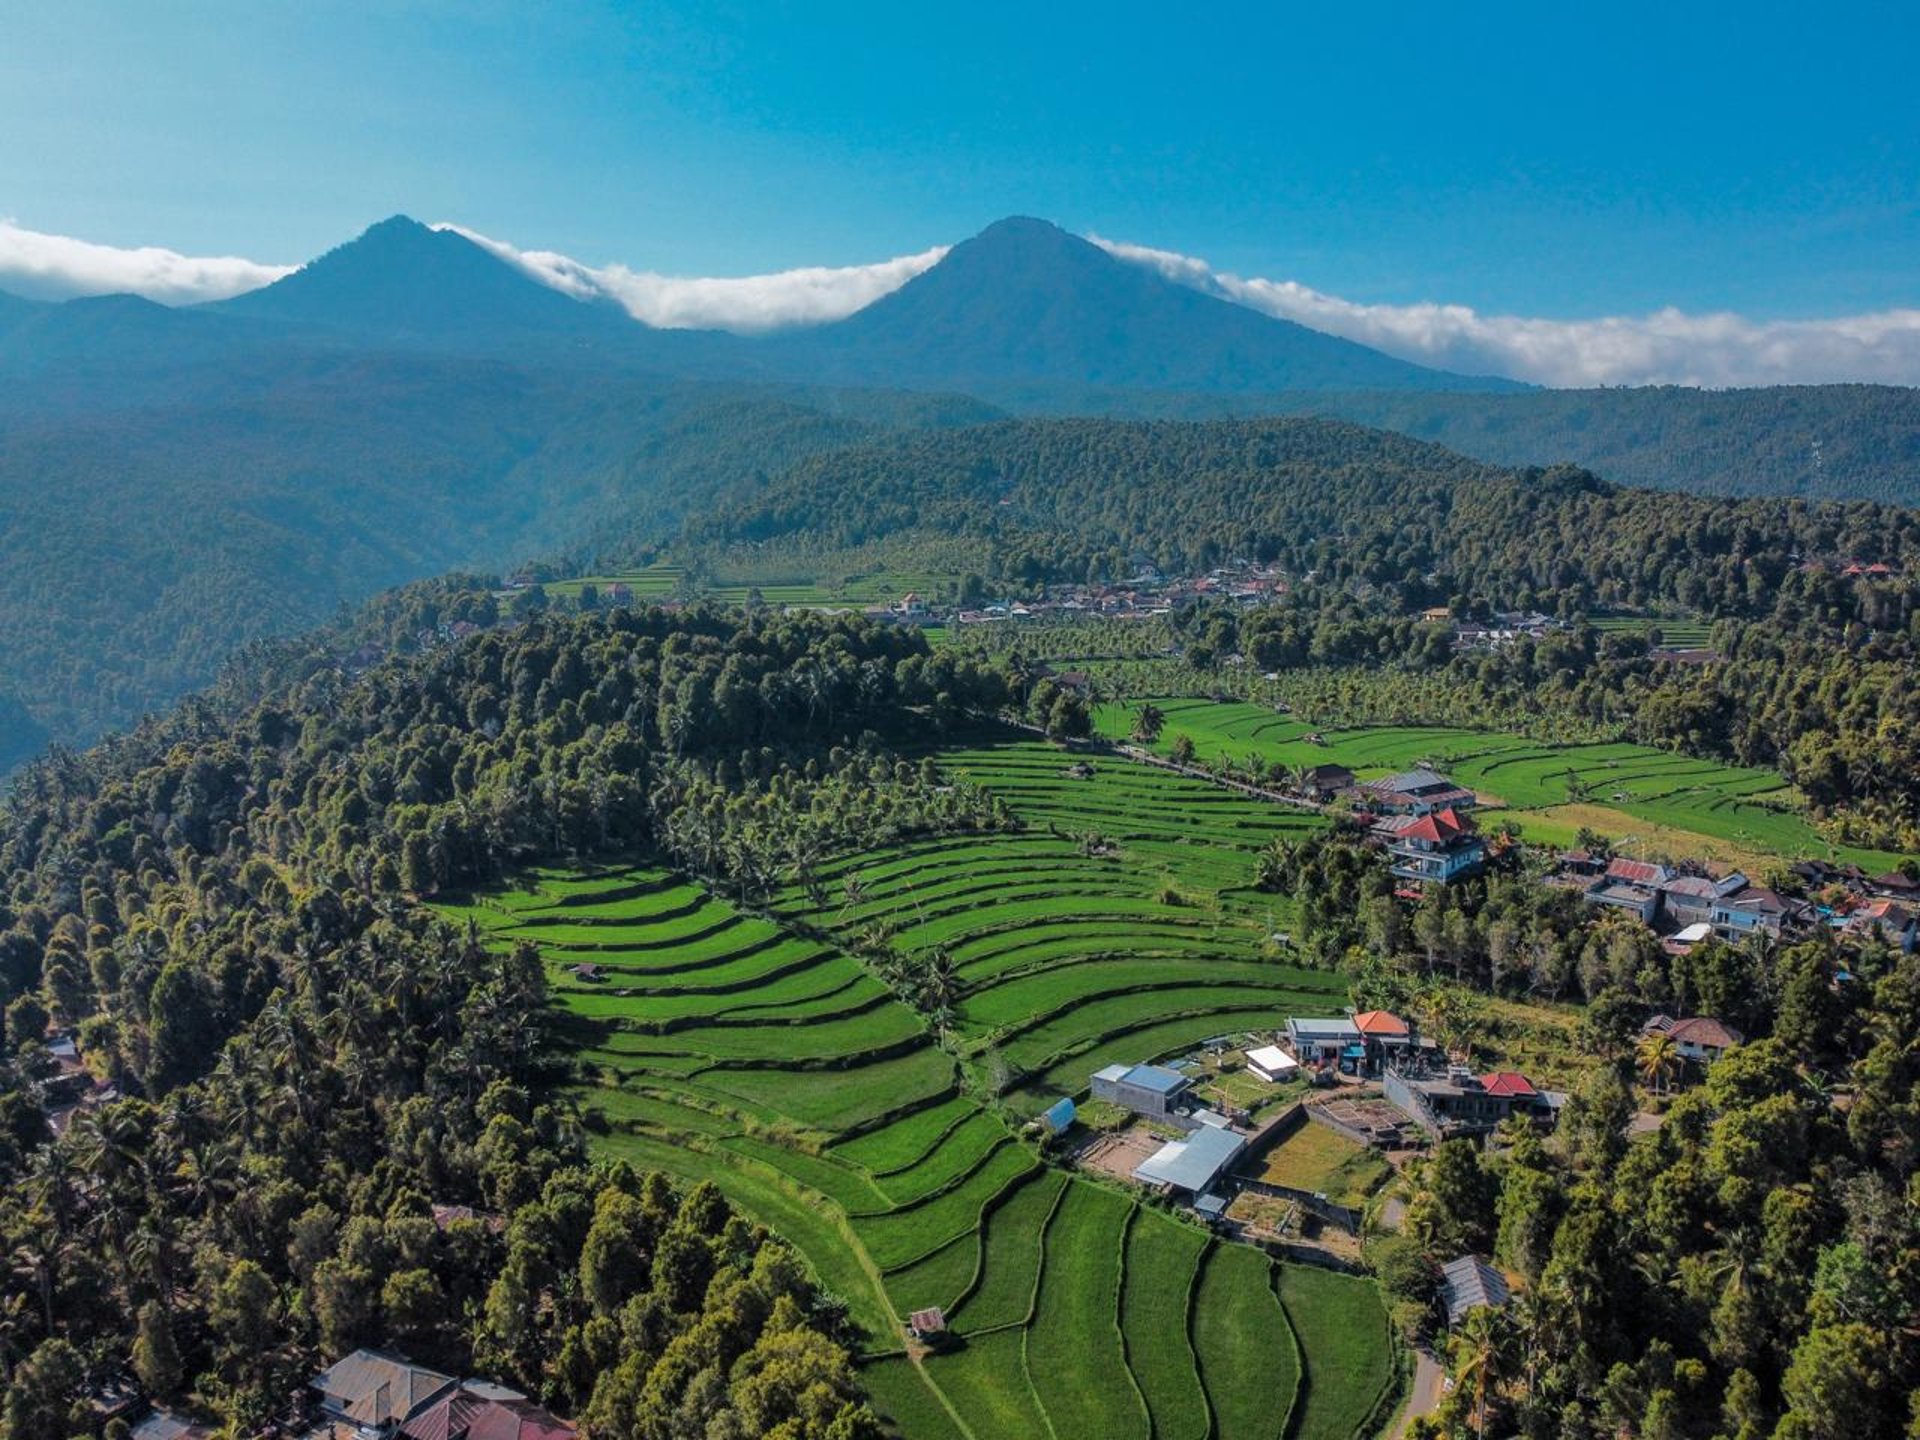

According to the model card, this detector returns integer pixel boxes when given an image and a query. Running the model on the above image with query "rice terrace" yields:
[1093,696,1908,873]
[441,733,1399,1440]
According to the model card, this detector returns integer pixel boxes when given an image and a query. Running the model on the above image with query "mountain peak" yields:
[211,212,635,351]
[793,215,1519,395]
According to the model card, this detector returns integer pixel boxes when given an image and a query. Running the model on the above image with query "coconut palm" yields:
[1131,703,1166,745]
[1636,1029,1682,1096]
[1448,1302,1508,1440]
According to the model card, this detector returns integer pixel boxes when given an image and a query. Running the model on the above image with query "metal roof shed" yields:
[1134,1125,1246,1194]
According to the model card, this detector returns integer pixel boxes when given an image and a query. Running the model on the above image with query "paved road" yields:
[1389,1348,1445,1439]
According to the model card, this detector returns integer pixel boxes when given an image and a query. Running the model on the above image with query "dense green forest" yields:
[0,360,990,759]
[0,606,1013,1435]
[1064,384,1920,506]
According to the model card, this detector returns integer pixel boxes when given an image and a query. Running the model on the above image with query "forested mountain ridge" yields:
[690,414,1920,604]
[1146,383,1920,506]
[0,362,995,762]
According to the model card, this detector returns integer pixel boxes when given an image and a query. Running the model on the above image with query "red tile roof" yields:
[1480,1072,1537,1099]
[1352,1010,1410,1037]
[1398,807,1474,844]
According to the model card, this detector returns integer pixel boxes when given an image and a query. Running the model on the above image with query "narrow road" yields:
[1389,1348,1445,1438]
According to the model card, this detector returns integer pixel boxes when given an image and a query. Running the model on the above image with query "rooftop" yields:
[1352,1009,1410,1037]
[1439,1255,1512,1324]
[1120,1063,1190,1095]
[1373,768,1452,793]
[313,1350,457,1428]
[1135,1124,1246,1193]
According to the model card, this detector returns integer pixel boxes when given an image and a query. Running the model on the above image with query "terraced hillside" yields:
[1095,697,1912,872]
[440,743,1396,1439]
[765,737,1344,1112]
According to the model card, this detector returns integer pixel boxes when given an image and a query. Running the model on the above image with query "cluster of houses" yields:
[1558,852,1920,954]
[1277,1010,1567,1140]
[878,561,1296,629]
[1420,607,1570,653]
[133,1349,574,1440]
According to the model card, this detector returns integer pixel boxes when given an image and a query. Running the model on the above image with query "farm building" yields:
[1245,1044,1299,1081]
[908,1307,948,1341]
[1134,1123,1246,1197]
[1300,762,1355,799]
[1092,1063,1193,1120]
[1039,1097,1078,1133]
[1439,1255,1511,1326]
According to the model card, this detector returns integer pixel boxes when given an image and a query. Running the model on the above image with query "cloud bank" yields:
[0,220,294,304]
[1091,235,1920,389]
[438,224,947,333]
[5,214,1918,387]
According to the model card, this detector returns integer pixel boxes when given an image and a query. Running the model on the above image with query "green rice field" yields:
[1094,697,1910,872]
[440,737,1396,1439]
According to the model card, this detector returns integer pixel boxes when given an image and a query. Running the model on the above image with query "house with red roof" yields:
[400,1384,575,1440]
[1372,807,1486,885]
[1382,1064,1559,1138]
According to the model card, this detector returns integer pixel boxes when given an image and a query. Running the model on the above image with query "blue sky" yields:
[5,0,1916,319]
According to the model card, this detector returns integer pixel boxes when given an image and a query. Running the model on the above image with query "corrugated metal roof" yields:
[1121,1064,1189,1094]
[1134,1125,1245,1192]
[1440,1255,1511,1324]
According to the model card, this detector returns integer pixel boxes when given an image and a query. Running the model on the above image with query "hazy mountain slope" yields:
[767,217,1523,395]
[0,355,994,762]
[1293,384,1920,504]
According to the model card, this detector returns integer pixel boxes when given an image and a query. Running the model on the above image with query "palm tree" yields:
[1448,1303,1508,1440]
[1636,1029,1682,1096]
[1131,703,1166,746]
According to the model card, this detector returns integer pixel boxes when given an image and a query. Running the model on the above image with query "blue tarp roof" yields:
[1135,1125,1245,1193]
[1041,1097,1077,1131]
[1122,1064,1190,1094]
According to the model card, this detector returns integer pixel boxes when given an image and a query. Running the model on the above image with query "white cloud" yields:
[1092,235,1920,388]
[0,220,294,304]
[6,213,1917,387]
[436,224,947,334]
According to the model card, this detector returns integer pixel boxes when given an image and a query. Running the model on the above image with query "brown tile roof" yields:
[1667,1017,1742,1049]
[312,1351,456,1427]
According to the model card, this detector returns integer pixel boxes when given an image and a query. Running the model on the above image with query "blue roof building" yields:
[1091,1062,1195,1119]
[1040,1097,1077,1133]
